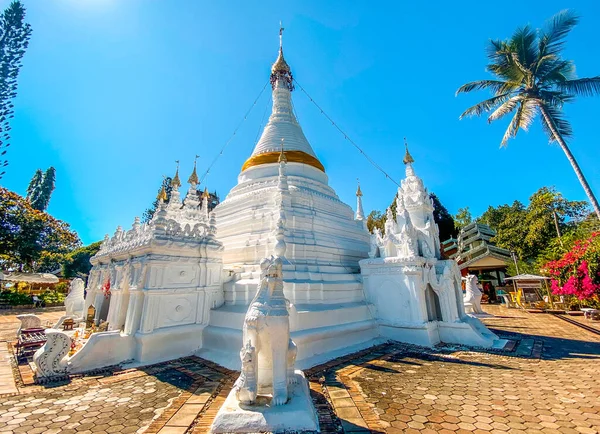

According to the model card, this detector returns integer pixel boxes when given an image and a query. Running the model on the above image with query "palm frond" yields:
[538,10,579,58]
[486,39,525,83]
[459,93,512,119]
[500,101,525,147]
[487,95,522,123]
[538,90,574,107]
[518,99,538,131]
[539,103,573,142]
[455,80,517,96]
[557,77,600,97]
[510,25,538,68]
[539,59,575,82]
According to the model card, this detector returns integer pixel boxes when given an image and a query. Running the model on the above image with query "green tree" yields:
[0,1,32,179]
[143,176,172,222]
[480,187,588,261]
[490,201,529,258]
[430,193,455,241]
[525,186,587,248]
[0,187,80,271]
[366,210,385,234]
[36,166,56,211]
[457,10,600,219]
[25,168,43,202]
[26,167,56,211]
[62,241,101,279]
[454,207,472,231]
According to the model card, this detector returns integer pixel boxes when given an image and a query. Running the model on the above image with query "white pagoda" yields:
[201,38,376,369]
[33,33,503,380]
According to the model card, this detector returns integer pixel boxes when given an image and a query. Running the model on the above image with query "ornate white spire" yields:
[241,27,324,174]
[169,161,182,206]
[187,155,199,186]
[355,179,365,221]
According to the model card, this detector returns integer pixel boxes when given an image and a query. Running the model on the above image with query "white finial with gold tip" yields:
[355,178,365,221]
[403,138,415,177]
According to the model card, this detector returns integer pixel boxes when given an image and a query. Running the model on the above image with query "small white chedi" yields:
[33,30,504,383]
[360,144,503,348]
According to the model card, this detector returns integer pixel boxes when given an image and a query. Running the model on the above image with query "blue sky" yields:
[2,0,600,245]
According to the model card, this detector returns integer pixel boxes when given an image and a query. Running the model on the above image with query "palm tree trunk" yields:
[539,105,600,220]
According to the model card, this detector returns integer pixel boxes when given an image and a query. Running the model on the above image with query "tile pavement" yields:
[0,305,599,433]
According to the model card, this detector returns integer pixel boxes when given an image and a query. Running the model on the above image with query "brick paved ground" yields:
[0,305,599,433]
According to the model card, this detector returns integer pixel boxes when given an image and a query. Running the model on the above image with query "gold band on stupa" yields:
[241,150,325,173]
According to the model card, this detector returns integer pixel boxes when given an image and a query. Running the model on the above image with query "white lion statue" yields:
[464,275,484,314]
[64,278,85,319]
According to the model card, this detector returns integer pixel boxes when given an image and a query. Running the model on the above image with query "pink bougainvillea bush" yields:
[544,232,600,303]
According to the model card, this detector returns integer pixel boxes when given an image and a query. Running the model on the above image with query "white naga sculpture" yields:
[64,278,85,318]
[234,216,297,406]
[464,275,484,314]
[33,329,72,379]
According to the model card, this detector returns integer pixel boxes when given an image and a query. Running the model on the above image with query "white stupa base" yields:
[211,371,319,433]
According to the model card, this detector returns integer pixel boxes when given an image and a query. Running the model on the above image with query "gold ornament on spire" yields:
[403,138,415,165]
[187,155,199,185]
[157,176,168,202]
[356,179,363,197]
[271,22,290,74]
[171,160,182,188]
[202,186,210,199]
[278,138,287,163]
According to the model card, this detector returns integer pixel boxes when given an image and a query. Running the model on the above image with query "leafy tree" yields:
[0,187,80,271]
[430,193,455,241]
[366,210,385,234]
[489,201,529,257]
[454,207,472,231]
[479,202,523,232]
[62,241,101,279]
[142,176,172,222]
[206,191,220,212]
[0,1,32,179]
[525,186,587,247]
[457,10,600,219]
[480,187,589,261]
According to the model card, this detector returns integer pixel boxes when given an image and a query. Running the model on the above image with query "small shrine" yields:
[360,143,504,348]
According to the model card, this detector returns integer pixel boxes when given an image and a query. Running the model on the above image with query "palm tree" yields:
[456,10,600,220]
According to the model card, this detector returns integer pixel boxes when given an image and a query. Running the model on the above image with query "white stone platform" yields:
[211,371,319,433]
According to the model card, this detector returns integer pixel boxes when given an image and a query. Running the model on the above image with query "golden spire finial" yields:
[202,186,210,199]
[187,155,199,185]
[171,160,181,188]
[278,138,287,163]
[356,178,363,197]
[157,175,168,202]
[271,23,290,74]
[403,137,414,165]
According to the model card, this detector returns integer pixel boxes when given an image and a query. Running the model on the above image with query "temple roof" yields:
[242,31,324,173]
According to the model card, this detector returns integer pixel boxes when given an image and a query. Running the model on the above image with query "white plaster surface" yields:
[211,371,319,433]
